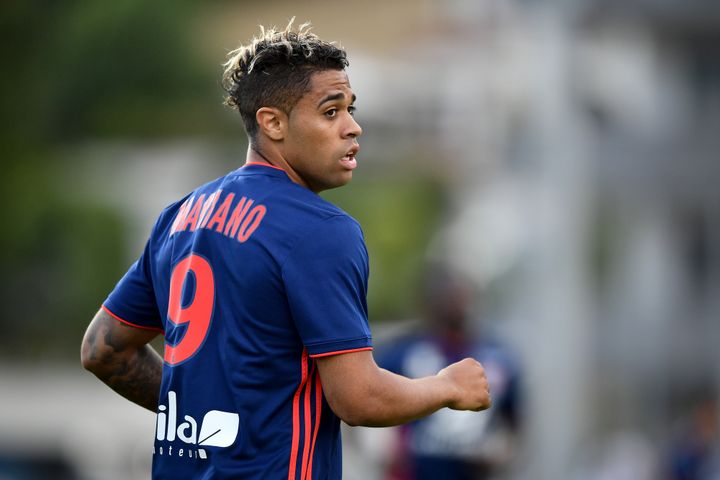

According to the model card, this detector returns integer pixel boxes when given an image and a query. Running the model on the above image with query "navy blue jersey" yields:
[103,163,373,479]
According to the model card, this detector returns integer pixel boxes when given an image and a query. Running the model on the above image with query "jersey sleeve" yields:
[282,214,372,357]
[102,231,164,332]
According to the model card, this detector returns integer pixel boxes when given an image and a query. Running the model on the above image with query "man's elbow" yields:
[335,404,371,427]
[80,335,114,376]
[80,339,100,373]
[330,404,370,427]
[338,409,390,428]
[322,391,355,426]
[323,391,387,427]
[81,312,116,374]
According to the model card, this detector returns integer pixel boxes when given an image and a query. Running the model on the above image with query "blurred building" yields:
[344,0,720,478]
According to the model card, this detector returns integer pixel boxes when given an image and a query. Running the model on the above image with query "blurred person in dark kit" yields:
[377,264,522,480]
[667,394,720,480]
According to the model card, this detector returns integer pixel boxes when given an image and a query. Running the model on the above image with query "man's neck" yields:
[245,144,275,167]
[245,144,309,191]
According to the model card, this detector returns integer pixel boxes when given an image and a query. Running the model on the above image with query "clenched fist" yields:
[438,358,492,412]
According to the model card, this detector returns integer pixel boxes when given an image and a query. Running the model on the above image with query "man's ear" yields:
[256,107,286,141]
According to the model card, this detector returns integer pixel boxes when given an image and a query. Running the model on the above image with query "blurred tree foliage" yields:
[0,0,221,359]
[1,0,223,143]
[0,159,128,358]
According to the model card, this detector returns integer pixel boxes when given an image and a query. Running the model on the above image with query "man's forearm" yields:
[348,368,455,427]
[81,310,163,412]
[317,352,490,428]
[92,344,163,412]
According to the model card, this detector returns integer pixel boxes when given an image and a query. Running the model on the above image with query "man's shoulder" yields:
[265,179,355,222]
[303,200,360,232]
[242,176,361,234]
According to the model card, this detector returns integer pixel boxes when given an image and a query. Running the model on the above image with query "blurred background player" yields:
[377,264,522,480]
[666,393,720,480]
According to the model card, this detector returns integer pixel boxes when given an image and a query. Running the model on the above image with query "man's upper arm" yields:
[81,308,160,368]
[314,350,380,425]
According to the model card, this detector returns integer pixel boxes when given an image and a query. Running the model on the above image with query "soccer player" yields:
[81,20,491,479]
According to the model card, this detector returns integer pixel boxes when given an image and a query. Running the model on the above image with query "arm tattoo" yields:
[87,320,163,412]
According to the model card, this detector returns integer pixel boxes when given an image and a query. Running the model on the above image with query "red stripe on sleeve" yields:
[309,346,373,358]
[288,349,309,480]
[300,362,315,480]
[306,369,323,479]
[101,305,164,333]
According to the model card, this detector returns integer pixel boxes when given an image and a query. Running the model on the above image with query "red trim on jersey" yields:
[244,161,286,172]
[309,346,373,358]
[101,305,164,333]
[288,349,310,480]
[306,369,323,479]
[300,362,315,480]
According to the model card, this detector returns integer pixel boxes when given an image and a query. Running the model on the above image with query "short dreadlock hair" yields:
[222,19,349,141]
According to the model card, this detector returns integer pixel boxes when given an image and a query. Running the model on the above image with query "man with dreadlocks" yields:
[81,20,491,479]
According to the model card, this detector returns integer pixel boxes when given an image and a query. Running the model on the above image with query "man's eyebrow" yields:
[317,92,356,108]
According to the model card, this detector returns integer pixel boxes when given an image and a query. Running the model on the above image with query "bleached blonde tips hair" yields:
[221,18,348,140]
[223,19,315,78]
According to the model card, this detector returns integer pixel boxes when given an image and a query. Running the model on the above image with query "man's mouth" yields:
[339,145,359,170]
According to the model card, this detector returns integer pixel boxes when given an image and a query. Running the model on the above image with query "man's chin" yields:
[312,172,353,193]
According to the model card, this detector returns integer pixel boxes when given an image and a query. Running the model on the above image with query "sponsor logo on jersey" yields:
[153,391,240,460]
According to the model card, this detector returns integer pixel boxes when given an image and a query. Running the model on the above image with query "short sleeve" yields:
[282,215,372,357]
[103,235,164,332]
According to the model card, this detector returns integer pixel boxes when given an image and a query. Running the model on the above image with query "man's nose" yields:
[346,115,362,138]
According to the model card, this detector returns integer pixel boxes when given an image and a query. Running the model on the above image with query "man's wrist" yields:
[434,371,459,410]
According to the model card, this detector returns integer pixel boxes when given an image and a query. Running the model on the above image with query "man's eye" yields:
[325,109,337,118]
[348,105,356,115]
